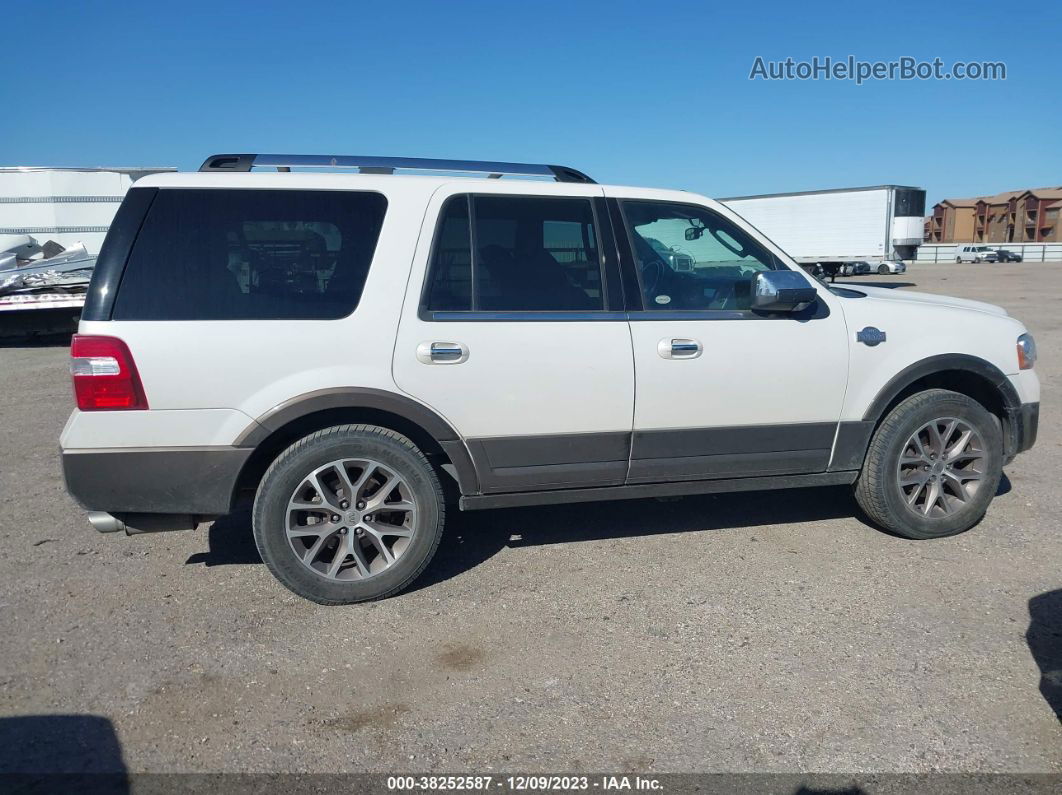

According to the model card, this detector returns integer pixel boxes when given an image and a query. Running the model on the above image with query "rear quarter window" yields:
[112,189,386,320]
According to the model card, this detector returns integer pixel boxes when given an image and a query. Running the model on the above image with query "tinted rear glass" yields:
[113,189,386,320]
[424,194,604,312]
[424,196,472,311]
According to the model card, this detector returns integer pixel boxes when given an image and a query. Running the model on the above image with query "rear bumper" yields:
[1004,402,1039,463]
[62,446,251,516]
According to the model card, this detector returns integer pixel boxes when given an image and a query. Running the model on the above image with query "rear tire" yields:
[252,424,445,604]
[855,389,1002,540]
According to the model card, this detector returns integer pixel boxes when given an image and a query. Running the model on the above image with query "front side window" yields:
[622,201,779,311]
[424,195,604,312]
[113,189,386,320]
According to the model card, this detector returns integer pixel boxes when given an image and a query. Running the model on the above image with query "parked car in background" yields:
[956,245,998,263]
[61,153,1040,604]
[848,261,905,276]
[995,248,1023,262]
[815,259,906,280]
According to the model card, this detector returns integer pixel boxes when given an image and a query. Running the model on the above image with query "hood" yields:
[848,285,1008,317]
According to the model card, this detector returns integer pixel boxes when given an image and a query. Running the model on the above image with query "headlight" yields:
[1017,333,1037,370]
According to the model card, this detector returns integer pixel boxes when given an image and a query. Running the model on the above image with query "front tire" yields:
[877,264,890,275]
[253,424,445,604]
[855,389,1002,539]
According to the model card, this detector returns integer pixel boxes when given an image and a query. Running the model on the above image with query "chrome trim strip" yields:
[63,445,241,454]
[628,310,752,320]
[0,226,111,235]
[429,311,628,322]
[427,307,829,322]
[0,195,124,204]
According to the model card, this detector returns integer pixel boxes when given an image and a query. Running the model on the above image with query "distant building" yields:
[925,197,979,243]
[926,187,1062,243]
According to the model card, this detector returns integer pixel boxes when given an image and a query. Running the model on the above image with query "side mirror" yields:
[752,270,818,313]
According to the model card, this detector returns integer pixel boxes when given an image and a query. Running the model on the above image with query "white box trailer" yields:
[720,185,926,276]
[0,166,173,332]
[0,166,175,256]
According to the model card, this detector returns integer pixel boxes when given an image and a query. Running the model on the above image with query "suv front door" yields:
[608,194,849,484]
[394,185,634,494]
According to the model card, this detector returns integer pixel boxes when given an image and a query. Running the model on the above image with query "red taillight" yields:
[70,335,148,410]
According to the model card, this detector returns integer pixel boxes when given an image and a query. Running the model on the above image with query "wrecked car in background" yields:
[0,235,94,337]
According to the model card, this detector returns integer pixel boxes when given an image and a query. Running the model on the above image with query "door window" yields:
[622,200,780,311]
[424,195,605,313]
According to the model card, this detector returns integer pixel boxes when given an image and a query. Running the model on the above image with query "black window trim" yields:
[613,197,821,321]
[418,191,624,322]
[108,186,389,322]
[419,194,474,317]
[82,186,158,322]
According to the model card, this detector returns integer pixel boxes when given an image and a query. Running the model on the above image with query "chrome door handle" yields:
[416,341,469,364]
[657,338,702,359]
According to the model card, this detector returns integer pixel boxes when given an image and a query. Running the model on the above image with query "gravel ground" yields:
[0,261,1059,774]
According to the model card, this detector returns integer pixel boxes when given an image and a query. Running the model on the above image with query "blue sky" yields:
[4,0,1059,206]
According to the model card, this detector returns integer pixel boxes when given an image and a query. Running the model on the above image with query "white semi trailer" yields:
[720,185,926,277]
[0,166,174,335]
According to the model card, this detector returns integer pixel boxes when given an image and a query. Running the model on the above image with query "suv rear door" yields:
[606,192,849,484]
[393,183,634,494]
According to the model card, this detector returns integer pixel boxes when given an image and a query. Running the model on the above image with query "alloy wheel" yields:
[285,458,417,580]
[896,417,986,518]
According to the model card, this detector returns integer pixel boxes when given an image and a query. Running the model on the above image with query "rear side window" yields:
[113,189,386,320]
[424,195,604,313]
[424,196,472,312]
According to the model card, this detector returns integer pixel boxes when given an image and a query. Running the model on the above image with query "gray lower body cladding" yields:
[459,470,860,511]
[1008,401,1038,458]
[62,447,252,515]
[59,408,1037,517]
[467,422,848,493]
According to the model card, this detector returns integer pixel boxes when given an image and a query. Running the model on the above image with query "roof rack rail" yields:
[198,154,595,183]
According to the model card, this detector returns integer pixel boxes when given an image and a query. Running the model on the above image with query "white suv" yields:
[61,154,1040,604]
[956,245,998,263]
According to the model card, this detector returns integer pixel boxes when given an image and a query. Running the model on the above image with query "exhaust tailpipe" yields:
[87,512,199,535]
[88,511,126,533]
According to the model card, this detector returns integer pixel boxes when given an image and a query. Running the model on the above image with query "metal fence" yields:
[915,243,1062,263]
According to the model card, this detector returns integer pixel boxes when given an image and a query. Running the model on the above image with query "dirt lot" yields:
[0,261,1059,774]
